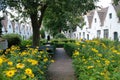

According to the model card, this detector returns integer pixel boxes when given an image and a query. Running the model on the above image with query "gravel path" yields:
[47,48,76,80]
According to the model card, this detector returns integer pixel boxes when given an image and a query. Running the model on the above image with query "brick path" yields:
[47,48,76,80]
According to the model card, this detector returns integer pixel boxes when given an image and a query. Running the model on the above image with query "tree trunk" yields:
[30,12,40,47]
[30,5,47,47]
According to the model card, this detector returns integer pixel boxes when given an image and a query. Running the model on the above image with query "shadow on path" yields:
[47,48,76,80]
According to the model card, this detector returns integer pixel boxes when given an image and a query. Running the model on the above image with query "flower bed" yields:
[0,45,52,80]
[72,39,120,80]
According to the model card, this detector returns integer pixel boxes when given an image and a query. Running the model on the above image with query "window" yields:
[109,13,112,19]
[83,32,85,39]
[97,30,101,38]
[79,32,81,38]
[87,34,89,40]
[104,29,109,38]
[9,25,11,28]
[95,18,97,23]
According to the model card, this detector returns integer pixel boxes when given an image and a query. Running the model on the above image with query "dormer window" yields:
[95,18,97,23]
[109,13,112,19]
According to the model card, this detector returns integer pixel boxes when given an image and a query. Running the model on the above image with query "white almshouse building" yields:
[65,4,120,41]
[1,15,32,40]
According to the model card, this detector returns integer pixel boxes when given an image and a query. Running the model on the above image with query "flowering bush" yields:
[72,39,120,80]
[0,45,52,80]
[64,41,79,57]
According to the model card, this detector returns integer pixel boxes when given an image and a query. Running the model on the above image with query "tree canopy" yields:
[2,0,98,46]
[113,0,120,5]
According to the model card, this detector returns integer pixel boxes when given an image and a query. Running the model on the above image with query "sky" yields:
[97,0,112,7]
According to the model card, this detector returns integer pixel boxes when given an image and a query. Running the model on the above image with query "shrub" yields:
[54,33,66,39]
[50,39,76,48]
[40,39,47,45]
[72,39,120,80]
[64,42,78,57]
[2,34,22,48]
[0,45,52,80]
[20,40,32,49]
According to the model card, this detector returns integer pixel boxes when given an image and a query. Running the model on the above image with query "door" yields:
[114,32,118,41]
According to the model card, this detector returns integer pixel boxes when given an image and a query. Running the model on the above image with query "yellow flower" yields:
[73,50,79,56]
[87,66,94,69]
[16,63,25,69]
[43,58,48,62]
[112,50,117,53]
[51,60,55,63]
[21,51,29,56]
[40,51,44,54]
[27,59,38,65]
[91,48,98,53]
[101,43,107,48]
[29,73,34,78]
[96,60,100,63]
[8,61,13,66]
[25,68,33,75]
[82,45,85,47]
[97,53,102,57]
[5,70,15,78]
[100,72,105,76]
[76,42,80,46]
[0,58,3,65]
[31,60,38,65]
[105,60,110,65]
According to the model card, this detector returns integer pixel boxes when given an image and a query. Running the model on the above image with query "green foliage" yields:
[5,0,98,46]
[20,40,32,47]
[0,45,51,80]
[117,10,120,17]
[2,34,22,47]
[0,0,7,11]
[71,39,120,79]
[117,10,120,21]
[51,39,75,48]
[113,0,120,5]
[64,42,78,57]
[54,33,66,39]
[43,0,96,35]
[40,28,45,39]
[29,35,33,40]
[39,39,47,45]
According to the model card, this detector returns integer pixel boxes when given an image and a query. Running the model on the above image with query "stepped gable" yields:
[97,7,108,26]
[87,10,95,28]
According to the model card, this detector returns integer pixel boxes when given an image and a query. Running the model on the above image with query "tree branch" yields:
[38,4,47,28]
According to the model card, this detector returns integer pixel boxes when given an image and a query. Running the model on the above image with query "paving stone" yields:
[47,48,76,80]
